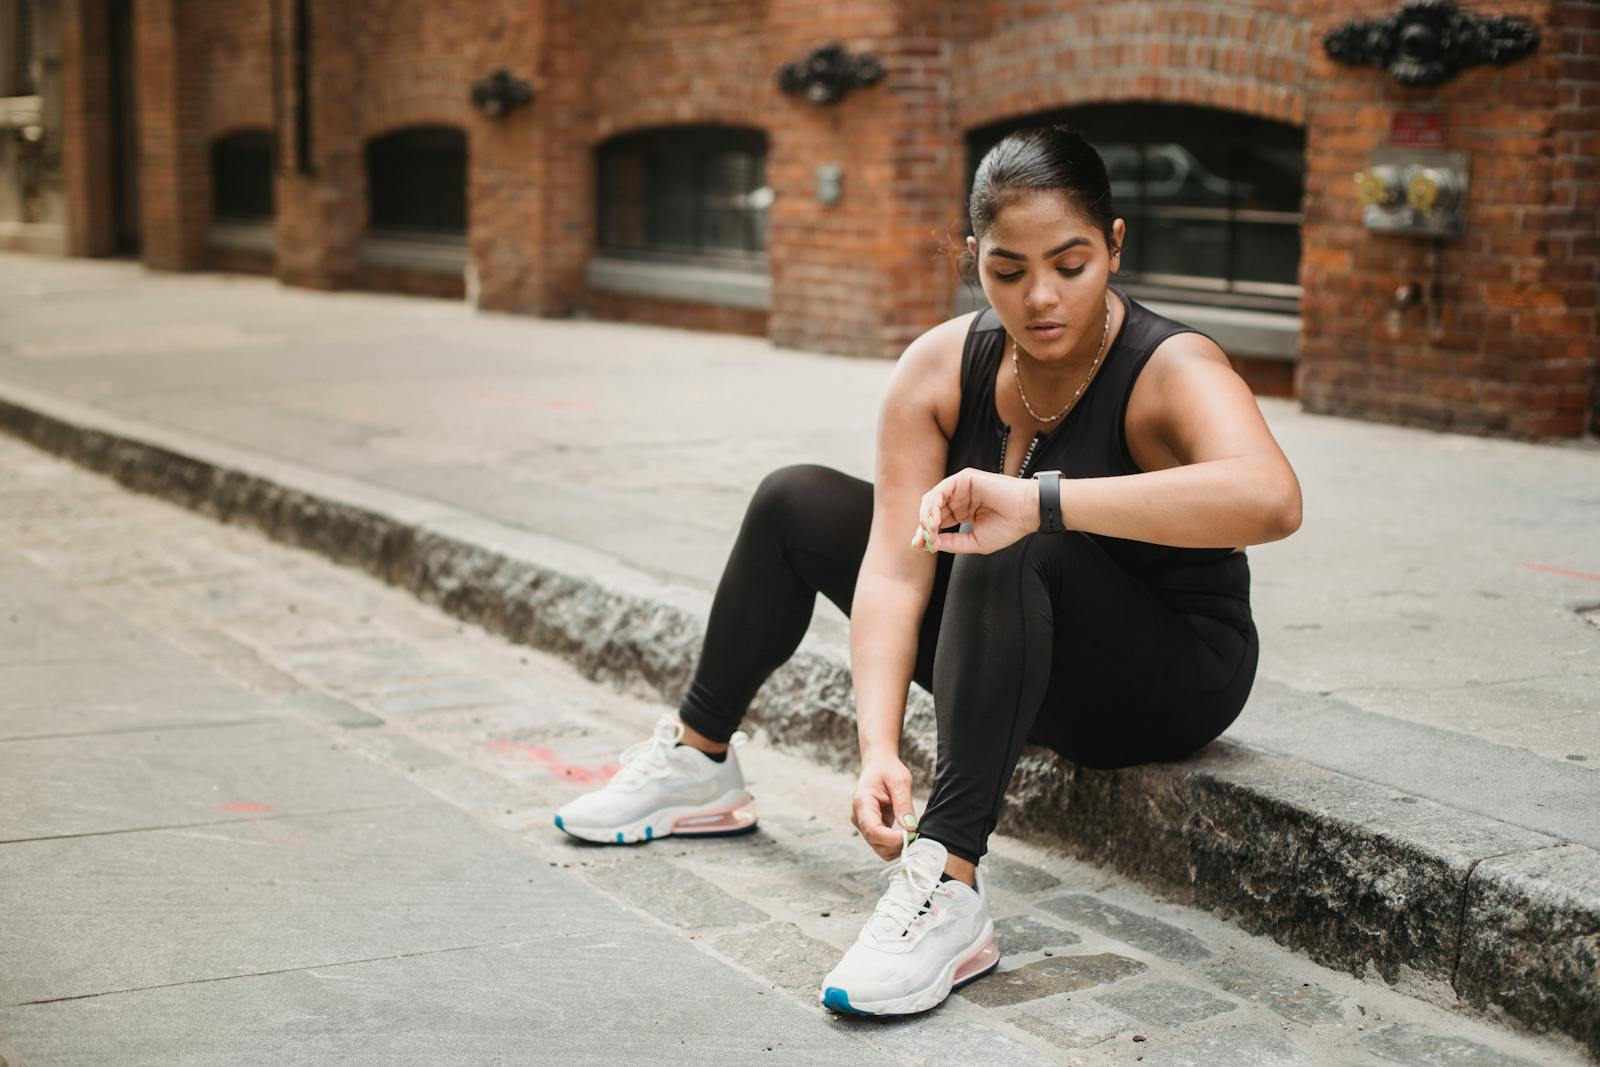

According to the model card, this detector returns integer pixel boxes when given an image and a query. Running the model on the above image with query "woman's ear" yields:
[965,235,979,257]
[1110,218,1126,266]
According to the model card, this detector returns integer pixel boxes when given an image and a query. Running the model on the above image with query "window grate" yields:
[967,105,1306,313]
[598,126,770,265]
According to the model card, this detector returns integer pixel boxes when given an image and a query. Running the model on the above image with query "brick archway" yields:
[955,3,1310,134]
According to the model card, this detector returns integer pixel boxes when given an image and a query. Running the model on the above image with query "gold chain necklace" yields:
[1010,294,1112,424]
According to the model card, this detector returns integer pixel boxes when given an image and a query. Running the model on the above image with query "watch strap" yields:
[1033,470,1065,534]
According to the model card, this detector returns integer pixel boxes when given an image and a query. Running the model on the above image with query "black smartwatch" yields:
[1032,470,1065,534]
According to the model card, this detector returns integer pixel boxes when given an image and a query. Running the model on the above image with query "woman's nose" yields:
[1025,277,1058,312]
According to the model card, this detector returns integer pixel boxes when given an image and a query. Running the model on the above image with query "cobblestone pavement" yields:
[0,436,1586,1065]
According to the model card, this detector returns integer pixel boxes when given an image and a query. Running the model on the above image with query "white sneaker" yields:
[552,713,757,844]
[819,836,999,1015]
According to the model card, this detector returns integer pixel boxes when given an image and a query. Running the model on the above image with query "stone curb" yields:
[0,382,1594,1059]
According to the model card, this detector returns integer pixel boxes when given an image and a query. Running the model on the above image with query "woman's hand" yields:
[852,754,916,861]
[911,467,1039,556]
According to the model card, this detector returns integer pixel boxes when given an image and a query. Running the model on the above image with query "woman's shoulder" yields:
[888,311,984,439]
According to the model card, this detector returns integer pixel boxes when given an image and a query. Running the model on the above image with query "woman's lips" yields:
[1027,324,1065,340]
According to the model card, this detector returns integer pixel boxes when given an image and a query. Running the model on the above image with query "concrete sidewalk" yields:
[0,253,1596,1054]
[0,433,1584,1066]
[0,529,898,1066]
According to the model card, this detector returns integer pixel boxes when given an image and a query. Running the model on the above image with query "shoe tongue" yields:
[904,837,948,873]
[864,839,950,942]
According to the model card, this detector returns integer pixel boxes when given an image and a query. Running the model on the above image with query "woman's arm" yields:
[849,318,962,857]
[917,335,1301,554]
[1065,334,1301,545]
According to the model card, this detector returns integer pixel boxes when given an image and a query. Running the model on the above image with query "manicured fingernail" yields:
[901,813,918,829]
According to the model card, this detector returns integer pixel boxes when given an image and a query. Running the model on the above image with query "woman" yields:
[554,125,1302,1016]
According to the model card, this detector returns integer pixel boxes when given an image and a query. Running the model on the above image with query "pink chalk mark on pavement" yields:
[1518,562,1600,583]
[484,739,618,787]
[218,801,274,813]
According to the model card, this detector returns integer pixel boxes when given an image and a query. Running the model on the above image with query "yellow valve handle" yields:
[1354,170,1386,208]
[1408,172,1440,214]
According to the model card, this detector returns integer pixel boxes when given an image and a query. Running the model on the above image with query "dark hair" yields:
[968,125,1117,251]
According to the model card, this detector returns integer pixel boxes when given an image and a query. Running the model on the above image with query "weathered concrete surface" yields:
[1456,845,1600,1055]
[1,437,1588,1066]
[0,257,1596,1056]
[1,379,1596,1056]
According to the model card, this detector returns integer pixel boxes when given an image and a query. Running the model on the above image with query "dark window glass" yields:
[967,105,1305,310]
[210,130,274,222]
[365,126,467,234]
[598,126,769,264]
[13,0,38,96]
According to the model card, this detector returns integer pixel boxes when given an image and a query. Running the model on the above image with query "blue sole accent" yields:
[821,987,872,1016]
[549,815,756,845]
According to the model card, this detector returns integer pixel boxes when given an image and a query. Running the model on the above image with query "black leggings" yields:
[678,464,1258,864]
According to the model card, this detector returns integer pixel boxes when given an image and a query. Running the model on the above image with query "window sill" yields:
[209,221,275,254]
[954,287,1299,360]
[0,220,67,254]
[0,96,41,129]
[587,256,771,311]
[359,230,467,273]
[1136,299,1300,360]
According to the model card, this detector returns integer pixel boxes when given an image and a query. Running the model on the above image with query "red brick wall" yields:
[208,244,274,277]
[61,0,116,256]
[953,2,1312,133]
[1298,0,1599,439]
[248,0,542,307]
[763,0,957,359]
[51,0,1599,436]
[134,0,208,270]
[586,292,768,338]
[354,263,466,301]
[199,0,271,143]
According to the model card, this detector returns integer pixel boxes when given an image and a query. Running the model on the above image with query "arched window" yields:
[210,130,273,222]
[365,126,467,234]
[597,126,770,264]
[968,105,1304,312]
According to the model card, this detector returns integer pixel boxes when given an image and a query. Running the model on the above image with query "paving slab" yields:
[1095,978,1239,1026]
[0,566,903,1066]
[957,953,1149,1009]
[0,718,422,841]
[1037,896,1213,964]
[5,926,894,1067]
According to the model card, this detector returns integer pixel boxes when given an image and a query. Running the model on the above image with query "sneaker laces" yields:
[610,715,746,790]
[861,832,949,946]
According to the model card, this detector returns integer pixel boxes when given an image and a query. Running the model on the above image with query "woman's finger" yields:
[852,793,896,848]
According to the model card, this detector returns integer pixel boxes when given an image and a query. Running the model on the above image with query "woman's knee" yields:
[748,464,864,531]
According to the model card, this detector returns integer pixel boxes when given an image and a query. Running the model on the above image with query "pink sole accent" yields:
[668,799,758,835]
[953,935,1000,986]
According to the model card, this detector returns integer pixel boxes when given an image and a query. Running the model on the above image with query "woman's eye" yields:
[994,271,1023,282]
[1058,266,1086,277]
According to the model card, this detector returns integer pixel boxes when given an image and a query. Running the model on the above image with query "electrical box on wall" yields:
[1354,148,1470,237]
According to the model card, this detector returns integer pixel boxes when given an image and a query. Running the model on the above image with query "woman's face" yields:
[967,190,1125,364]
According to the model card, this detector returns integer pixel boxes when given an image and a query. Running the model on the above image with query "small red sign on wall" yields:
[1391,112,1446,148]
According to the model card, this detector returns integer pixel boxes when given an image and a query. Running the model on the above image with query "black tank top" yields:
[943,288,1248,613]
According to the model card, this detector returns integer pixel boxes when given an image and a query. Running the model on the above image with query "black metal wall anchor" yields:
[776,42,885,106]
[1323,0,1539,88]
[470,69,535,117]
